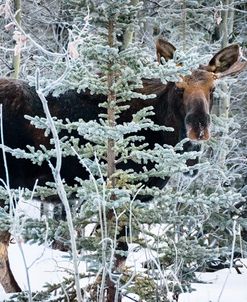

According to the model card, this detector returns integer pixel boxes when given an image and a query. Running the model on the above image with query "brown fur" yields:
[156,38,176,63]
[0,231,21,293]
[0,41,243,191]
[0,41,245,293]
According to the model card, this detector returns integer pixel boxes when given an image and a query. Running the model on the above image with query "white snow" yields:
[178,260,247,302]
[8,242,72,292]
[0,198,246,301]
[0,241,246,301]
[0,242,92,301]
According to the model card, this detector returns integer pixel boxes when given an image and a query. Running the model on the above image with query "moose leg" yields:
[0,231,21,293]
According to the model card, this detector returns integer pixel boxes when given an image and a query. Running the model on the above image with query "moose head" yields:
[156,38,247,141]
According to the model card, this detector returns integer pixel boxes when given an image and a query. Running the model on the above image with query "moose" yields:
[0,39,246,293]
[0,40,246,193]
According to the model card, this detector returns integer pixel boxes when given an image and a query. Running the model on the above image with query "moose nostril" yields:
[186,113,211,128]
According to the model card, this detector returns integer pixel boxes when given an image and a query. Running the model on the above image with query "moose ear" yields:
[156,38,176,64]
[206,44,240,73]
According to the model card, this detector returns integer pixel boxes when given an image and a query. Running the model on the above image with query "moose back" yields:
[0,40,245,195]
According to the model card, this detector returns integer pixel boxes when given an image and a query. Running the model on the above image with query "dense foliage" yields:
[0,1,246,301]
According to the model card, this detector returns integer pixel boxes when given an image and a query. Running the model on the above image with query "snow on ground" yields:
[8,242,74,292]
[0,241,246,302]
[0,199,246,301]
[1,241,96,301]
[0,242,68,300]
[178,259,247,302]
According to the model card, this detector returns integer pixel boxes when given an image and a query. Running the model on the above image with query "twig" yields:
[217,218,237,302]
[35,73,83,302]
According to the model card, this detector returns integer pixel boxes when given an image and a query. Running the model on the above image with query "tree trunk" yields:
[220,0,229,49]
[106,18,120,302]
[121,0,139,49]
[219,0,234,49]
[219,82,230,118]
[218,0,235,118]
[0,231,21,293]
[12,0,22,79]
[182,0,187,51]
[217,0,235,167]
[105,0,140,296]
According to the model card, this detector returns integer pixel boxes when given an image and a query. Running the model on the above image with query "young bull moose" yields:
[0,40,246,293]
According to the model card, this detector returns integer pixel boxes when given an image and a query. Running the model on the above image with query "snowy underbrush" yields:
[1,188,246,302]
[1,241,246,302]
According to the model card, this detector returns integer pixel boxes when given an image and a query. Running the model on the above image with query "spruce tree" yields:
[0,1,246,301]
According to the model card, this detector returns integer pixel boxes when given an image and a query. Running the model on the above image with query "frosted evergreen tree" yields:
[0,1,246,301]
[0,0,199,300]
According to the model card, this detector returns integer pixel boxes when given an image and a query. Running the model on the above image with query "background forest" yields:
[0,0,247,301]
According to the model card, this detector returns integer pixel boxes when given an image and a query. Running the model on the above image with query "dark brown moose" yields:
[0,39,246,293]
